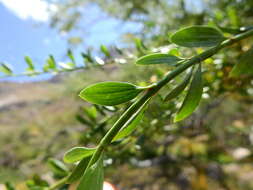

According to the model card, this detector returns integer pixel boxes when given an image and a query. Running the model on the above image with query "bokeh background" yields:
[0,0,253,189]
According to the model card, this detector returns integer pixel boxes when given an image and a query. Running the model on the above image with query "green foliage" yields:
[0,63,12,75]
[170,26,225,47]
[136,53,183,66]
[230,47,253,77]
[77,155,104,190]
[48,159,69,177]
[64,147,96,163]
[100,45,111,57]
[24,56,35,72]
[67,49,76,64]
[79,82,145,106]
[174,64,203,122]
[164,70,192,101]
[5,182,16,190]
[2,1,253,189]
[67,157,91,183]
[44,55,57,72]
[113,98,149,141]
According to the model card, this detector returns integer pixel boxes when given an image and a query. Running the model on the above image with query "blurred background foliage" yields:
[1,0,253,190]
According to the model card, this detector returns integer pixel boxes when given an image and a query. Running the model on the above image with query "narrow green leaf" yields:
[164,70,192,101]
[24,56,35,70]
[113,98,149,141]
[47,159,69,177]
[77,155,104,190]
[64,147,96,163]
[170,26,225,47]
[174,64,203,122]
[134,38,147,53]
[100,45,111,57]
[81,52,94,64]
[230,47,253,77]
[67,49,76,64]
[80,82,144,106]
[0,63,12,75]
[44,55,57,71]
[67,157,91,183]
[136,53,183,66]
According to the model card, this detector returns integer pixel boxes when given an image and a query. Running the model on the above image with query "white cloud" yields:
[0,0,56,22]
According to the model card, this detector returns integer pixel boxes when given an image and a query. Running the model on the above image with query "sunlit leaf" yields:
[44,55,57,72]
[230,47,253,77]
[79,82,145,106]
[170,26,225,47]
[0,63,12,75]
[174,64,203,122]
[67,49,76,64]
[77,155,104,190]
[164,70,192,101]
[24,56,35,70]
[64,147,96,163]
[100,45,111,57]
[136,53,183,66]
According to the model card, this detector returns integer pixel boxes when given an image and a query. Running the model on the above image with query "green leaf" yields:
[77,155,104,190]
[47,158,69,177]
[134,38,147,53]
[64,147,96,163]
[164,70,192,101]
[230,47,253,77]
[67,49,76,64]
[170,26,225,47]
[136,53,183,66]
[113,98,149,141]
[174,64,203,122]
[100,45,111,57]
[81,51,94,64]
[43,55,57,72]
[24,56,35,70]
[5,182,15,190]
[80,82,144,106]
[0,63,12,75]
[67,157,91,183]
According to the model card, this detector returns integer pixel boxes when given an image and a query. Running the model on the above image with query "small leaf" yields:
[67,49,76,64]
[136,53,183,66]
[64,147,96,163]
[134,38,147,53]
[164,70,192,101]
[170,26,225,47]
[67,157,91,183]
[100,45,111,57]
[174,64,203,122]
[81,51,94,64]
[113,98,149,141]
[47,158,69,177]
[43,55,57,71]
[0,63,12,75]
[230,47,253,77]
[80,82,144,106]
[77,155,104,190]
[24,56,35,70]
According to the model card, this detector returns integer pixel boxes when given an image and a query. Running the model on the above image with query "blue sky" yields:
[0,0,140,82]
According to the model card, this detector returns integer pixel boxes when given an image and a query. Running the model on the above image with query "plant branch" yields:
[48,28,253,190]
